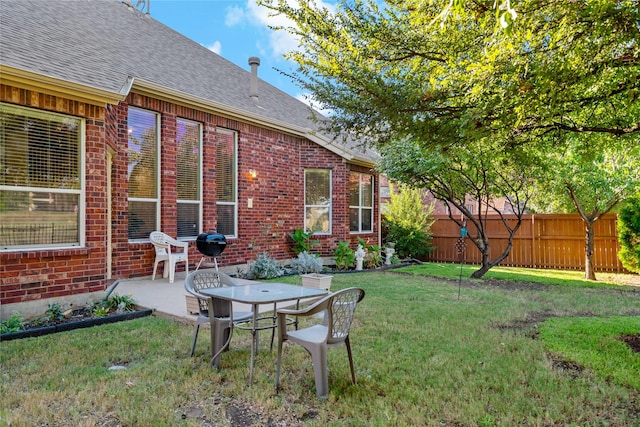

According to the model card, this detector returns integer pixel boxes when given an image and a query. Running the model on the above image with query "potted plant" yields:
[291,251,333,290]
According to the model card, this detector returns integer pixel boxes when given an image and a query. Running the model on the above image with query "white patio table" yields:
[201,282,328,383]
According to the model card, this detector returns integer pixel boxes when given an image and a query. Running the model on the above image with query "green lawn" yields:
[1,265,639,426]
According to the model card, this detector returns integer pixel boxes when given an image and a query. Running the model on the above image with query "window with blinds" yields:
[349,172,373,233]
[176,118,201,239]
[127,107,158,240]
[0,103,83,249]
[215,128,237,237]
[304,169,331,234]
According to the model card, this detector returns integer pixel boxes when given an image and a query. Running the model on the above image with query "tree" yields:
[259,0,639,150]
[379,138,537,278]
[382,183,435,260]
[531,135,640,280]
[618,197,640,274]
[260,0,639,277]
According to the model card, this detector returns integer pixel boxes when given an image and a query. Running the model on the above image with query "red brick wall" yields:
[1,86,379,307]
[0,85,108,305]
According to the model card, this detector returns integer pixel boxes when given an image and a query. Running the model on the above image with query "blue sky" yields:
[149,0,320,103]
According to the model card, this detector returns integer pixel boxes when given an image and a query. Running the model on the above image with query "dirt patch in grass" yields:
[621,333,640,353]
[492,309,555,338]
[548,353,585,378]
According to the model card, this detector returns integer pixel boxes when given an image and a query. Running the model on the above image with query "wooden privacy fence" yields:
[426,214,624,272]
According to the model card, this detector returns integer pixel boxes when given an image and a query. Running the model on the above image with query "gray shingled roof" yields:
[0,0,376,164]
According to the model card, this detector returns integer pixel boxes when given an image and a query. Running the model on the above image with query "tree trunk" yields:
[471,239,491,278]
[471,263,491,278]
[584,221,597,280]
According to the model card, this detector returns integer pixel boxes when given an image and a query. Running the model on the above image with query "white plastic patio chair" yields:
[184,270,253,368]
[149,231,189,284]
[275,287,365,398]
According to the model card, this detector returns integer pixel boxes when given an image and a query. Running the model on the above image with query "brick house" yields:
[0,0,379,319]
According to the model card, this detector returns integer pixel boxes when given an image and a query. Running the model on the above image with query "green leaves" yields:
[617,197,640,274]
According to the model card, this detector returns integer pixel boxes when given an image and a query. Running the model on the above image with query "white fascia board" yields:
[0,64,127,105]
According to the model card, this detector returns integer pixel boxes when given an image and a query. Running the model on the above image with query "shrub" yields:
[87,293,137,315]
[92,306,110,318]
[382,184,436,259]
[106,293,137,312]
[246,252,284,279]
[333,241,355,270]
[1,312,24,333]
[45,303,64,321]
[288,229,319,254]
[618,197,640,274]
[291,251,323,274]
[358,237,382,269]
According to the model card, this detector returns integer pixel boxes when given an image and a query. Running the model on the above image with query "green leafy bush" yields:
[288,229,319,254]
[382,184,435,259]
[106,293,137,313]
[45,303,64,321]
[87,293,137,315]
[0,312,24,333]
[617,197,640,274]
[246,252,284,279]
[92,306,110,318]
[358,237,382,268]
[333,241,355,270]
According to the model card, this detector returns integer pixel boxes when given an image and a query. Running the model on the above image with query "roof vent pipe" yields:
[248,57,260,100]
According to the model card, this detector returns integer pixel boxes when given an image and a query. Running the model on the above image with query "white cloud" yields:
[295,93,334,116]
[206,41,222,54]
[225,6,245,27]
[245,0,336,58]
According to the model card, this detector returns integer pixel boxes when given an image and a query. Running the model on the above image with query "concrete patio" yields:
[107,269,300,325]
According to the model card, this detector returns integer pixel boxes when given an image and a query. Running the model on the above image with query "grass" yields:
[400,262,640,288]
[1,265,639,426]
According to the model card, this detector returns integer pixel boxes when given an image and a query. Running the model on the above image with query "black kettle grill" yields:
[195,232,227,270]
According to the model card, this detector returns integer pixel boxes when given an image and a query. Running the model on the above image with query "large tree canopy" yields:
[260,0,639,149]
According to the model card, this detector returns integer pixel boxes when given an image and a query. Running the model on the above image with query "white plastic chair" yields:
[275,287,365,398]
[150,231,189,284]
[184,270,253,367]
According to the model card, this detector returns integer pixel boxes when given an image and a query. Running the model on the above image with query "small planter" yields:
[301,273,333,291]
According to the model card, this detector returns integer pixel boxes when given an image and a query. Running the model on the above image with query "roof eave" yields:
[0,67,376,168]
[131,79,376,165]
[0,64,127,106]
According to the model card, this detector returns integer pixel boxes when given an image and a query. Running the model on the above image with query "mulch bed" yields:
[1,308,152,341]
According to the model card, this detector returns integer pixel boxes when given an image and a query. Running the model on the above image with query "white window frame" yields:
[0,103,85,251]
[176,118,202,240]
[215,128,238,238]
[127,107,160,242]
[349,172,374,233]
[304,168,332,234]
